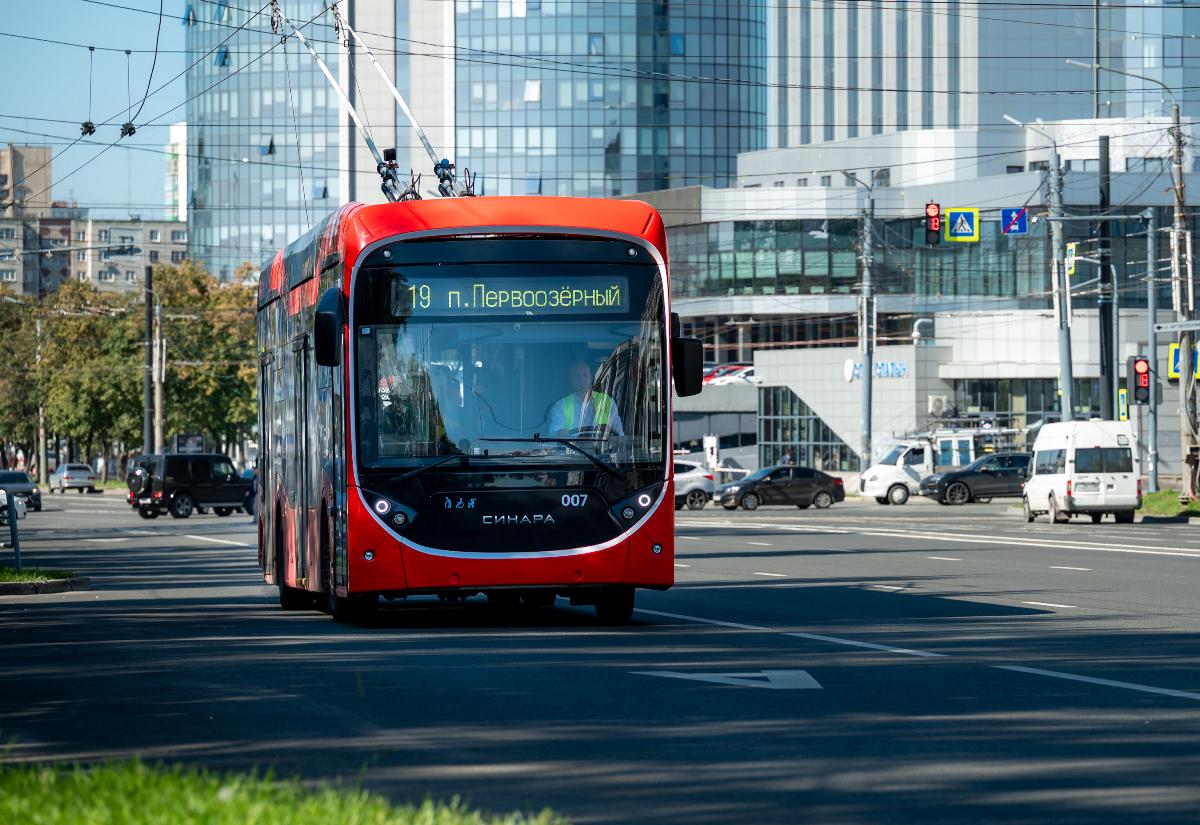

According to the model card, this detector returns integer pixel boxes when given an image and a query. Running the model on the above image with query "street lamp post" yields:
[1003,114,1075,420]
[844,171,876,471]
[1067,59,1195,498]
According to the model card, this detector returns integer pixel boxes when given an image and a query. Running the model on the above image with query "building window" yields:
[259,138,275,156]
[171,230,186,242]
[798,178,808,187]
[847,4,859,139]
[820,175,832,187]
[822,6,834,141]
[0,175,7,185]
[0,250,12,261]
[99,270,114,282]
[125,270,136,282]
[523,79,541,103]
[149,229,160,242]
[669,34,686,57]
[587,34,604,56]
[214,47,229,68]
[0,269,16,282]
[896,5,908,131]
[77,271,87,281]
[1029,160,1050,172]
[773,180,785,187]
[0,228,14,240]
[1006,165,1024,174]
[799,2,811,145]
[74,230,85,241]
[98,229,110,241]
[171,250,184,263]
[921,0,934,128]
[759,386,859,471]
[311,183,328,199]
[149,250,159,263]
[76,250,86,262]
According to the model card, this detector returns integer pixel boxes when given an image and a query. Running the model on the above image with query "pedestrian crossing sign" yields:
[944,208,980,243]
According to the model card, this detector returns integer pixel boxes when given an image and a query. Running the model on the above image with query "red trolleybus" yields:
[256,197,703,624]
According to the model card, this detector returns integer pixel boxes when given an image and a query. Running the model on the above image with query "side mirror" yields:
[314,287,344,367]
[672,337,704,397]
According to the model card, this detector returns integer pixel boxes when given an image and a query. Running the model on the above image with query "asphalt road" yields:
[3,493,1200,824]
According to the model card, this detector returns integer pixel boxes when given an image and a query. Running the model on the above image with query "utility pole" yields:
[1146,208,1159,492]
[1169,100,1197,500]
[861,195,875,470]
[35,317,46,485]
[153,300,164,454]
[143,265,153,454]
[1048,143,1075,419]
[1097,135,1115,419]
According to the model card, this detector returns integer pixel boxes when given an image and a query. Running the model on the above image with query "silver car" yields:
[0,489,27,524]
[49,463,98,494]
[0,471,42,512]
[673,459,715,510]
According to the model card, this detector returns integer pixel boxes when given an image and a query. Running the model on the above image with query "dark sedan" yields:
[920,452,1032,505]
[719,465,845,511]
[0,470,42,512]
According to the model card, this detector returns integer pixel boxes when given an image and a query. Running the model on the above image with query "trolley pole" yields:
[1146,208,1159,492]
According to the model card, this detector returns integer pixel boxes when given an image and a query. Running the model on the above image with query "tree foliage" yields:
[0,261,256,467]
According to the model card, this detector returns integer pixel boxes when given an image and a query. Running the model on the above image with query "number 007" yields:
[561,494,588,507]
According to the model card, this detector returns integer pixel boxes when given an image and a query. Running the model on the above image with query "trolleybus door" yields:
[292,334,309,583]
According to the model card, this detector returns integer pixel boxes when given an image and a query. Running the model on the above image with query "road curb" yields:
[0,577,92,595]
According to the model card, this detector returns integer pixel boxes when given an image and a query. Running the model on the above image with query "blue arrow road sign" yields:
[1001,207,1028,235]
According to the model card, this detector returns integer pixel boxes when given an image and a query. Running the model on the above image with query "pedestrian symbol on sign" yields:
[944,208,980,243]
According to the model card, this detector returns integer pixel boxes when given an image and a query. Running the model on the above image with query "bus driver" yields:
[548,360,625,438]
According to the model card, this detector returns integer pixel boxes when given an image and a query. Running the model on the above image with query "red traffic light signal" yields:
[925,203,941,219]
[1129,356,1151,403]
[925,203,942,245]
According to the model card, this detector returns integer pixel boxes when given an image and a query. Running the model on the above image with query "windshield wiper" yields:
[389,454,470,484]
[480,436,625,481]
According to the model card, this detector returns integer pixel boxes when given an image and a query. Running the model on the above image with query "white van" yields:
[1023,421,1141,524]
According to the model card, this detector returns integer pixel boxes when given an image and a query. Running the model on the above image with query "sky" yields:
[2,1,187,219]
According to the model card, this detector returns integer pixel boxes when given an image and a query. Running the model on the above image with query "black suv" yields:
[919,452,1033,505]
[127,453,251,519]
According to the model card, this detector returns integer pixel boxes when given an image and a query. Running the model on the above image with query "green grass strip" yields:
[1138,489,1200,518]
[0,761,568,825]
[0,568,74,583]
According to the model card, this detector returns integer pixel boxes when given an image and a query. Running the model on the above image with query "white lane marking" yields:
[927,556,962,561]
[676,536,700,541]
[1050,566,1091,571]
[677,518,1200,557]
[674,563,691,568]
[995,665,1200,702]
[869,584,904,591]
[636,608,946,658]
[632,669,823,690]
[83,538,129,543]
[185,534,251,547]
[747,541,773,547]
[1021,601,1078,609]
[753,571,787,578]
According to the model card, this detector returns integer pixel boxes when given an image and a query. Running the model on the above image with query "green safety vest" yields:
[563,392,614,430]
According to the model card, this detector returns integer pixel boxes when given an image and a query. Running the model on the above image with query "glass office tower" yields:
[185,1,343,279]
[452,1,767,196]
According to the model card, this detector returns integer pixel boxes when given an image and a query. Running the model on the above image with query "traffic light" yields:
[925,202,941,246]
[1128,355,1151,405]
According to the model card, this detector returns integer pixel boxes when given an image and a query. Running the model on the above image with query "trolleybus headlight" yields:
[362,489,418,530]
[373,499,390,515]
[392,512,407,527]
[652,544,663,555]
[363,550,375,561]
[609,482,665,525]
[621,507,635,520]
[637,493,652,508]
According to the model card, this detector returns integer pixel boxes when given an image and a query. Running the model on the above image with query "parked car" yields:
[719,465,845,511]
[709,366,760,386]
[703,362,751,385]
[126,453,252,519]
[1023,421,1140,524]
[674,460,715,510]
[0,489,27,524]
[49,463,98,494]
[920,452,1032,504]
[0,470,42,512]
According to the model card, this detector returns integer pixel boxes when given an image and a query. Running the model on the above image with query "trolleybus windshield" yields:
[353,260,666,484]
